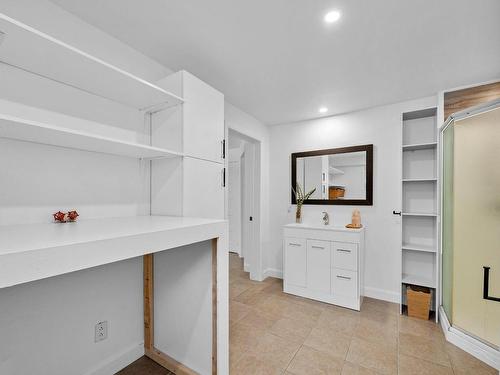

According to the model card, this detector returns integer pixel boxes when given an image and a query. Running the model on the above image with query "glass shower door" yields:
[453,107,500,347]
[442,105,500,348]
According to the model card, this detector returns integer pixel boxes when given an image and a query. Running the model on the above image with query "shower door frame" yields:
[438,98,500,371]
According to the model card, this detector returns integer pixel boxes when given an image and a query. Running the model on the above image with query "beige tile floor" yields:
[229,253,498,375]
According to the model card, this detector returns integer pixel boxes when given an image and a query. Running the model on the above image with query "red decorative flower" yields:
[53,211,66,222]
[67,210,79,222]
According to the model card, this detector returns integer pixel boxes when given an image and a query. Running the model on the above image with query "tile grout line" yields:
[283,341,302,374]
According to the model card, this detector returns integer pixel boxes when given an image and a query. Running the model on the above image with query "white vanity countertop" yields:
[0,216,227,289]
[284,223,364,233]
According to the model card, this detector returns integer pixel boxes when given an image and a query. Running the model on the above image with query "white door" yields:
[307,240,331,293]
[228,160,241,254]
[183,157,225,219]
[285,238,306,287]
[182,71,225,163]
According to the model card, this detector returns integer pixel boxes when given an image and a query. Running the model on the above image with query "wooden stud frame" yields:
[143,238,218,375]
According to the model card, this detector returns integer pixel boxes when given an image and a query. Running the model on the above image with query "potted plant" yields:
[292,183,316,223]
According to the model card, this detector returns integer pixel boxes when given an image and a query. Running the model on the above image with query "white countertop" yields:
[0,216,227,289]
[284,223,364,233]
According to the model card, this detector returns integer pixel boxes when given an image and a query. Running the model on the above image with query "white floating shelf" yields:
[402,178,437,182]
[329,166,345,175]
[402,243,437,253]
[402,212,438,217]
[0,216,226,289]
[0,13,183,111]
[402,142,438,151]
[0,113,182,159]
[402,273,436,288]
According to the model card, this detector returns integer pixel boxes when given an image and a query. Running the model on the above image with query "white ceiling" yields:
[51,0,500,125]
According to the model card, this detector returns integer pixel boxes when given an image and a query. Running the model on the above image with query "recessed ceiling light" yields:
[324,10,341,23]
[319,107,328,114]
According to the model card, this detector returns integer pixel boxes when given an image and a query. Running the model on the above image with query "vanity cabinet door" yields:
[306,240,331,293]
[331,269,358,299]
[285,237,306,287]
[332,242,358,271]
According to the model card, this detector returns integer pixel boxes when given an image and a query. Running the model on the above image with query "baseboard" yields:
[243,262,250,273]
[84,342,144,375]
[439,306,500,371]
[263,268,283,279]
[363,286,400,304]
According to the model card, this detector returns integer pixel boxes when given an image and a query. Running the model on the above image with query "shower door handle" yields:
[483,267,500,302]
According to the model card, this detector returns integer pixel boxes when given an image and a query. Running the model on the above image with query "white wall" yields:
[225,103,271,280]
[0,259,144,375]
[269,96,437,302]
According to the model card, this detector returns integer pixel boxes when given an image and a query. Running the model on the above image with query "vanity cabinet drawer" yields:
[306,240,331,293]
[332,242,358,271]
[331,269,358,299]
[285,237,306,287]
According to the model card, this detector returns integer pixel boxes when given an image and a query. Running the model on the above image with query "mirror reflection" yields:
[291,144,373,205]
[296,151,367,200]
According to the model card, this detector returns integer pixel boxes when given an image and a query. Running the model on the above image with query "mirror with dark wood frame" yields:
[291,144,373,205]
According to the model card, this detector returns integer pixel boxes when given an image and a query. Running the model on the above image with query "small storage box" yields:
[407,285,431,320]
[329,186,345,199]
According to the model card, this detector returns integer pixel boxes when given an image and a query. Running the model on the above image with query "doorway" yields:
[227,129,262,280]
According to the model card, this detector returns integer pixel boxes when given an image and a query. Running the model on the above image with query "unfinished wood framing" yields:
[211,238,218,375]
[143,254,154,351]
[143,239,218,375]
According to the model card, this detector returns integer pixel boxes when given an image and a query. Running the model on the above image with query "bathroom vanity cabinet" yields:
[283,224,365,310]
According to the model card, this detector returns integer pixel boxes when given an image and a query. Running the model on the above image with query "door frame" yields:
[227,128,263,281]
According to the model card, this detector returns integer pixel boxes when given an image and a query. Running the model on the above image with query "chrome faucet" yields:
[322,211,329,225]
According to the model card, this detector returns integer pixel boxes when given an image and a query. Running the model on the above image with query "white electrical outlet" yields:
[94,321,108,342]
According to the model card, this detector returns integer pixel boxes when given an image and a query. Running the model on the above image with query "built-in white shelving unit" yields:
[400,107,439,320]
[0,12,227,375]
[0,13,183,111]
[402,178,437,182]
[0,113,182,159]
[402,273,436,289]
[402,212,438,217]
[402,142,438,151]
[402,243,436,253]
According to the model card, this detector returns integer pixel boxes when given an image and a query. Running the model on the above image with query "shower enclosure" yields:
[440,99,500,368]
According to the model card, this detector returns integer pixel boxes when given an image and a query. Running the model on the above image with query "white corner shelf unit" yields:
[0,13,183,112]
[0,112,182,159]
[0,12,227,375]
[400,107,439,320]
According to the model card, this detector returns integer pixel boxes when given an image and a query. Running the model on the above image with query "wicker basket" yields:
[329,186,345,199]
[407,285,431,320]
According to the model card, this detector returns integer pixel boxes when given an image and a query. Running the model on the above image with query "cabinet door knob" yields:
[393,210,402,216]
[312,245,324,249]
[289,243,301,247]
